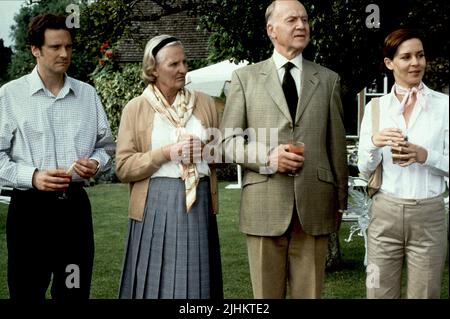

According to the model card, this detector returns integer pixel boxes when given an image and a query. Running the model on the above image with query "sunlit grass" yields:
[0,182,447,299]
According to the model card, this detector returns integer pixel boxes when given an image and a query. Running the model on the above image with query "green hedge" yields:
[91,63,145,138]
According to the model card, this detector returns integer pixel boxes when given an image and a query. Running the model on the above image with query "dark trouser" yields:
[6,184,94,301]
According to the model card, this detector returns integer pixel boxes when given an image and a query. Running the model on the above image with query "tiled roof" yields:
[116,1,210,62]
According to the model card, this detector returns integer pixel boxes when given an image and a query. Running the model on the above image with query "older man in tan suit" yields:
[220,0,348,298]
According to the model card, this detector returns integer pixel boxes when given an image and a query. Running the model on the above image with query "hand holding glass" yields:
[57,163,75,199]
[391,136,408,164]
[287,141,305,176]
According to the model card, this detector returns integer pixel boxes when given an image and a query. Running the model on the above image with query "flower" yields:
[100,41,109,54]
[97,41,116,70]
[105,49,113,59]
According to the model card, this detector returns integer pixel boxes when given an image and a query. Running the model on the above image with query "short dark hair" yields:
[383,28,425,60]
[27,13,75,48]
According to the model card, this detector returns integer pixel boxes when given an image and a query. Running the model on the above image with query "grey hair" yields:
[142,34,183,85]
[266,1,303,24]
[265,1,277,24]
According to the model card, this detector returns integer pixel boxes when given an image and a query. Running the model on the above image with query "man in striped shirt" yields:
[0,13,115,301]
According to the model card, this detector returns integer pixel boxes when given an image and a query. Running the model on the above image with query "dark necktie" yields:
[282,62,298,122]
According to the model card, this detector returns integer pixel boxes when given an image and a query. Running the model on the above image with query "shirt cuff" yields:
[17,165,37,189]
[89,157,102,175]
[424,149,438,168]
[368,138,380,152]
[259,146,276,175]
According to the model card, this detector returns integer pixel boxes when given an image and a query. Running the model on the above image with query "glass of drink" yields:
[57,163,74,200]
[391,136,408,165]
[287,141,305,176]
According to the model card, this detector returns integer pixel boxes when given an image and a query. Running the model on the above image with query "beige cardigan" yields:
[115,91,219,221]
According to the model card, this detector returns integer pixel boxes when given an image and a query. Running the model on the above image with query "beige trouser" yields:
[367,192,448,299]
[246,213,329,299]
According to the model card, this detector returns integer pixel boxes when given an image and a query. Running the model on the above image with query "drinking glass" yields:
[391,136,408,164]
[287,141,305,176]
[57,164,74,200]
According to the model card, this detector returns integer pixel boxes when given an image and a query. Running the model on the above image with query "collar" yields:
[28,66,77,97]
[272,49,303,72]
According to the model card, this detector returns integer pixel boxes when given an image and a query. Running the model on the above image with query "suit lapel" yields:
[262,59,292,123]
[296,60,319,123]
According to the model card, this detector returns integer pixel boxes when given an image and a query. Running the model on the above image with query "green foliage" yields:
[10,0,74,53]
[216,163,238,181]
[6,0,139,83]
[0,40,12,85]
[194,0,272,63]
[6,50,35,82]
[187,58,209,71]
[74,0,141,82]
[91,63,145,138]
[195,0,450,99]
[424,56,449,92]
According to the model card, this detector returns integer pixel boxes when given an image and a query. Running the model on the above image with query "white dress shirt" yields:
[272,49,303,97]
[0,66,115,188]
[358,84,449,199]
[151,113,210,178]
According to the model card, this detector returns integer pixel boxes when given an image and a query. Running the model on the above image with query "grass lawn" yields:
[0,182,448,299]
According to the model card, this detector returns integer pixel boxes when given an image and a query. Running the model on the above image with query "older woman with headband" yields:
[116,35,223,299]
[358,28,448,299]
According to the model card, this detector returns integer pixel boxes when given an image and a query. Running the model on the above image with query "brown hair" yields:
[383,28,425,60]
[27,14,75,48]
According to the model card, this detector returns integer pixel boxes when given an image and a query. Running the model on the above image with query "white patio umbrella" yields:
[185,59,249,97]
[186,59,249,189]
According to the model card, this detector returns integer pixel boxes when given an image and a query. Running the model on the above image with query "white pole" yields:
[383,74,388,94]
[225,165,243,189]
[237,164,242,187]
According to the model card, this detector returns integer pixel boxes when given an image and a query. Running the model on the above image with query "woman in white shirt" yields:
[358,28,448,299]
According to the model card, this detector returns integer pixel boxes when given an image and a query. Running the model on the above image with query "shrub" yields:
[216,163,238,181]
[91,61,145,138]
[94,157,120,185]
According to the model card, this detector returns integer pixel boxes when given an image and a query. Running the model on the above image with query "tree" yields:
[191,0,449,270]
[7,0,143,82]
[0,39,13,85]
[194,0,449,99]
[6,0,209,83]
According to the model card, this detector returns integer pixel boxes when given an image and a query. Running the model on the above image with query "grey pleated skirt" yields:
[118,177,223,299]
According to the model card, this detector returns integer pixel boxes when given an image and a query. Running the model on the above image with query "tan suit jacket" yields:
[220,58,348,236]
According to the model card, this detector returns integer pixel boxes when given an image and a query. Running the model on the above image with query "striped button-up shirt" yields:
[0,66,115,189]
